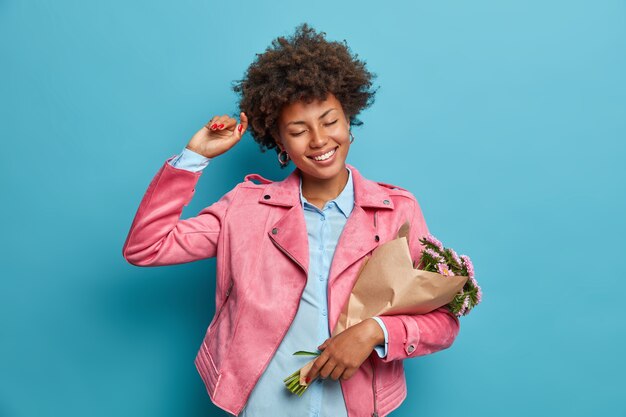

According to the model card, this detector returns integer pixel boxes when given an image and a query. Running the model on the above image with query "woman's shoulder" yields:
[368,177,414,198]
[375,180,410,193]
[352,165,419,206]
[375,181,420,209]
[211,173,274,202]
[350,165,410,192]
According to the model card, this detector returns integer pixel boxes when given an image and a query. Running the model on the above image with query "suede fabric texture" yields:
[122,156,461,417]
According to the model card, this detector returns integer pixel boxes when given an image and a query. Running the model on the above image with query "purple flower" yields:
[469,275,478,288]
[436,263,454,276]
[460,255,474,279]
[459,295,470,316]
[424,234,444,251]
[424,248,444,263]
[448,248,463,269]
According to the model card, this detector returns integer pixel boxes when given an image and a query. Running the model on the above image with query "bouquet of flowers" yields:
[417,233,482,317]
[283,221,482,395]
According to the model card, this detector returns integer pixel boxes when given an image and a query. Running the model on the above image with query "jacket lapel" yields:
[260,169,310,276]
[326,204,377,285]
[327,164,394,286]
[267,204,309,275]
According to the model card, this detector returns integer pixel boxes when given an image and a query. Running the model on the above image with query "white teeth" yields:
[312,148,336,161]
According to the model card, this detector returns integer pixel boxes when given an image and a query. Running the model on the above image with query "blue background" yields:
[1,0,624,416]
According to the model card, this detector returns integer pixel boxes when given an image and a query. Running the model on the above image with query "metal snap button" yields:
[383,199,390,205]
[264,194,271,200]
[407,344,415,353]
[374,235,380,242]
[272,228,278,234]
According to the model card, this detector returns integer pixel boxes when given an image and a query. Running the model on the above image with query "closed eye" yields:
[290,120,337,136]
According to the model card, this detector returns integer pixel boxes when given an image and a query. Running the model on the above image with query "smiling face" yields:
[274,92,352,188]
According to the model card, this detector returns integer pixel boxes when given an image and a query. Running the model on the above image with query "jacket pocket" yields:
[205,277,236,374]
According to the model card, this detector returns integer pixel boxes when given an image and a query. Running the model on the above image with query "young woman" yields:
[122,23,460,417]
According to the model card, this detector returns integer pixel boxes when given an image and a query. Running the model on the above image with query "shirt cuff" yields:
[371,316,389,358]
[168,147,211,172]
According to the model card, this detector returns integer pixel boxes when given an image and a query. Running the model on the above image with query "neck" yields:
[300,166,349,203]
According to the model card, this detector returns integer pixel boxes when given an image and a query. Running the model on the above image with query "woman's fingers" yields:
[220,117,237,132]
[213,112,247,137]
[235,112,248,137]
[207,114,227,130]
[309,352,342,381]
[320,360,340,380]
[340,368,355,381]
[214,114,229,130]
[330,365,345,381]
[306,353,326,383]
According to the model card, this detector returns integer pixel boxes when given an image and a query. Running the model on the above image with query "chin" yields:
[299,158,347,180]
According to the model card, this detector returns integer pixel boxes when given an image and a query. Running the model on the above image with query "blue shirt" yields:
[169,148,388,417]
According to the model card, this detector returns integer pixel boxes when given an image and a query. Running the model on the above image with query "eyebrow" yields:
[286,108,336,126]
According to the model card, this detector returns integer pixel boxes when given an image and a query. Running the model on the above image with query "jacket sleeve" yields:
[122,155,238,267]
[377,197,461,362]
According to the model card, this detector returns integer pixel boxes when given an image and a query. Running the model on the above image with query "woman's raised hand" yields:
[185,112,248,159]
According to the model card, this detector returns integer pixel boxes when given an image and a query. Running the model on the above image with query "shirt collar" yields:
[299,167,355,218]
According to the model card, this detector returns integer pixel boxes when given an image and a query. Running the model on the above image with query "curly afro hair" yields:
[231,22,378,157]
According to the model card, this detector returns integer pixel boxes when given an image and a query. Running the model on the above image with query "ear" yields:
[272,132,284,152]
[343,113,351,128]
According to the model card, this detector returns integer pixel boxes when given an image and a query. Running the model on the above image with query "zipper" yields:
[225,279,234,297]
[210,279,233,331]
[371,211,380,416]
[369,355,379,417]
[203,279,234,362]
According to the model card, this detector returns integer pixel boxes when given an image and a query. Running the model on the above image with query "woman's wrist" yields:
[185,144,203,154]
[364,318,385,347]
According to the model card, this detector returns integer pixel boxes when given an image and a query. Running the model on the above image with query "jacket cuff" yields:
[377,315,418,362]
[162,154,203,206]
[168,147,211,172]
[377,307,460,363]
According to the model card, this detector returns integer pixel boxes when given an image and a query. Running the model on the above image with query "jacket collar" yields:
[259,163,395,210]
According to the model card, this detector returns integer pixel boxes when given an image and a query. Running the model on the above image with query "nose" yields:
[309,127,327,148]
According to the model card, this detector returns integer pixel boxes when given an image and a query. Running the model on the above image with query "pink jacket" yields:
[122,155,460,417]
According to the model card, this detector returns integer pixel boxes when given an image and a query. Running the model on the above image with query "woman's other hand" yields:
[306,318,384,383]
[185,112,248,158]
